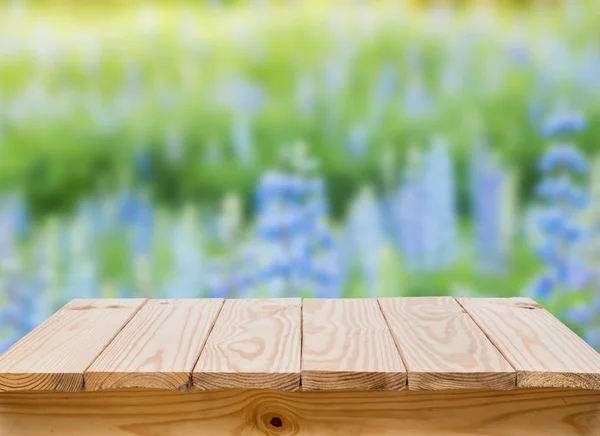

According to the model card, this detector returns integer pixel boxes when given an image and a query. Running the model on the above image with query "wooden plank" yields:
[379,297,516,390]
[302,298,406,391]
[193,298,301,391]
[458,297,600,390]
[0,299,146,392]
[85,299,224,391]
[1,388,598,435]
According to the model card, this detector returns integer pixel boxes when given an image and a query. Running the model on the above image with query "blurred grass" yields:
[1,1,599,219]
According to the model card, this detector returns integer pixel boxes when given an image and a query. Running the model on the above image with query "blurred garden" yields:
[0,0,600,351]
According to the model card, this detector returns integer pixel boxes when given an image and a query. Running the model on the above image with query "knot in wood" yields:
[270,416,283,428]
[246,395,299,435]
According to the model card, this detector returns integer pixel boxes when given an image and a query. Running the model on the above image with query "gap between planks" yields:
[85,299,225,391]
[301,298,407,391]
[457,297,600,390]
[193,299,302,391]
[81,298,150,388]
[380,297,517,390]
[0,299,148,393]
[3,297,599,393]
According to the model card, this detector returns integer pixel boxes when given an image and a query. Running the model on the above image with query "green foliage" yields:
[1,1,599,218]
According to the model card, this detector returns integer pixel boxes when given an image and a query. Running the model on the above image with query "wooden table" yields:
[0,297,599,435]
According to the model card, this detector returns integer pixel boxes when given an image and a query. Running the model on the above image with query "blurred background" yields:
[1,0,599,352]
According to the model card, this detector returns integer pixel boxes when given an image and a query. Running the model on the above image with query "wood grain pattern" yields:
[193,298,301,391]
[379,297,516,390]
[85,299,224,391]
[459,297,600,390]
[0,299,146,392]
[302,298,406,391]
[1,388,598,435]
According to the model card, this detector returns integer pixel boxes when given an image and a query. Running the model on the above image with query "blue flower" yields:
[535,211,583,242]
[307,177,325,197]
[536,209,563,233]
[561,221,583,242]
[207,277,228,299]
[116,190,140,225]
[314,226,334,250]
[252,151,340,296]
[403,77,433,118]
[269,257,293,278]
[532,143,591,296]
[540,111,586,137]
[255,171,290,205]
[374,63,397,101]
[527,273,555,300]
[593,297,600,314]
[130,199,154,256]
[216,76,266,113]
[538,143,589,173]
[535,241,560,264]
[256,172,309,206]
[304,199,327,224]
[312,255,341,294]
[585,328,600,350]
[206,262,232,298]
[507,42,530,66]
[563,305,594,326]
[562,260,592,289]
[233,272,255,290]
[536,176,588,204]
[347,124,368,159]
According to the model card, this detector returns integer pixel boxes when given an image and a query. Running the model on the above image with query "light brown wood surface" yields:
[458,297,600,390]
[0,299,146,392]
[2,296,598,395]
[302,298,406,391]
[379,297,516,390]
[193,298,302,391]
[1,388,598,435]
[85,299,224,391]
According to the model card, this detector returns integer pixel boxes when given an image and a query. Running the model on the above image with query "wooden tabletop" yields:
[0,297,599,393]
